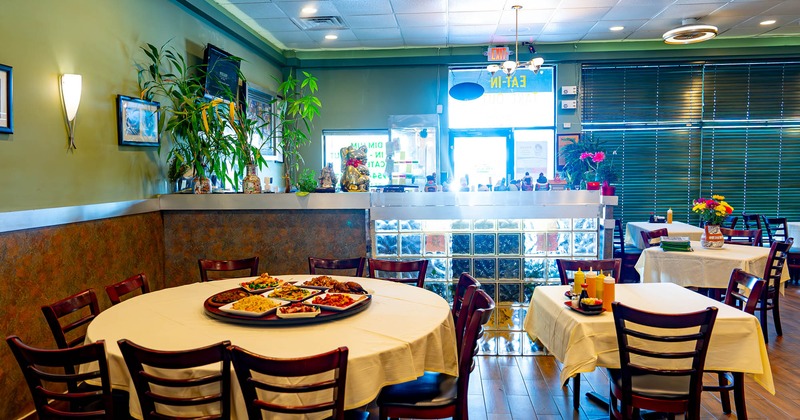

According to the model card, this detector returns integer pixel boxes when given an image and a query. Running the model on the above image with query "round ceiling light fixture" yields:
[662,19,718,44]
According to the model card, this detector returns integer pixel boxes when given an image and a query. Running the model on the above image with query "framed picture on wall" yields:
[246,82,282,162]
[556,133,579,170]
[0,64,12,134]
[116,95,160,146]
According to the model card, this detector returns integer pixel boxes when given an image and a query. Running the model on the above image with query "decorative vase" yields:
[601,181,616,196]
[242,164,262,194]
[700,224,725,249]
[283,174,292,193]
[193,177,211,194]
[586,181,601,190]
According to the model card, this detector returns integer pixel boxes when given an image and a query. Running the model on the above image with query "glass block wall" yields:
[372,217,599,356]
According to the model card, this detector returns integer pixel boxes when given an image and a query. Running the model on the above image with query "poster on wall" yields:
[116,95,160,146]
[0,64,12,134]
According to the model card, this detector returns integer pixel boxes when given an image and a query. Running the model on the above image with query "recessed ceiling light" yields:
[301,7,318,14]
[760,19,776,26]
[325,34,338,40]
[610,26,624,31]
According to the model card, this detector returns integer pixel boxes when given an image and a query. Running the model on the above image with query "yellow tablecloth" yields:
[635,241,790,290]
[625,221,704,249]
[85,275,457,419]
[523,283,774,394]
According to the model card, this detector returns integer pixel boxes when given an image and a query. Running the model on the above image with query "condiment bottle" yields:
[602,276,616,312]
[585,269,597,299]
[667,208,673,224]
[595,271,605,299]
[573,268,585,297]
[578,283,589,307]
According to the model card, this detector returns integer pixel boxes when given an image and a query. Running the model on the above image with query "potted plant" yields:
[225,98,271,193]
[559,136,618,191]
[269,71,321,192]
[137,42,233,193]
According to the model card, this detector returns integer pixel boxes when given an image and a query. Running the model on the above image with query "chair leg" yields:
[760,307,769,344]
[717,372,732,414]
[732,372,747,419]
[773,298,783,337]
[572,374,581,410]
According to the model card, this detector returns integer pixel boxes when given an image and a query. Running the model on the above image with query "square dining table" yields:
[635,241,790,291]
[523,283,774,406]
[625,221,705,249]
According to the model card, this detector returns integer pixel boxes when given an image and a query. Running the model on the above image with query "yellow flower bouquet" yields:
[692,194,734,226]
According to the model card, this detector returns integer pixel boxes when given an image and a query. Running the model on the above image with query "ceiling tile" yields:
[401,26,448,38]
[603,2,672,20]
[351,27,403,40]
[396,13,448,27]
[581,32,630,41]
[403,36,449,46]
[391,0,448,14]
[655,3,727,19]
[542,21,597,34]
[711,1,784,17]
[625,29,671,40]
[536,33,585,42]
[252,17,299,31]
[448,0,507,13]
[227,2,285,19]
[450,11,503,26]
[449,25,497,37]
[450,34,497,45]
[560,0,620,7]
[274,1,340,17]
[587,20,648,33]
[549,7,612,23]
[332,0,394,15]
[720,26,773,36]
[345,14,398,29]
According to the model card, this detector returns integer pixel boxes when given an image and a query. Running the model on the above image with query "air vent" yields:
[291,16,348,31]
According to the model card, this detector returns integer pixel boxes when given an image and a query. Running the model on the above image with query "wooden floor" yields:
[458,282,800,420]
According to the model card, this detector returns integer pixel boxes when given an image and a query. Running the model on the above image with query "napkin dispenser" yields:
[649,214,667,223]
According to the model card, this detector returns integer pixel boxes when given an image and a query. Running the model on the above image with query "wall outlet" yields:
[561,85,577,95]
[563,122,572,129]
[561,100,577,109]
[436,104,443,114]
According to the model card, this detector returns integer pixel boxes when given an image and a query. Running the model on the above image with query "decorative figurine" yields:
[459,174,470,192]
[549,173,567,190]
[316,163,337,193]
[535,172,549,191]
[521,172,534,191]
[340,145,370,192]
[424,173,437,192]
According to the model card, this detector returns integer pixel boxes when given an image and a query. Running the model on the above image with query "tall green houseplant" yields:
[136,42,233,192]
[272,71,321,190]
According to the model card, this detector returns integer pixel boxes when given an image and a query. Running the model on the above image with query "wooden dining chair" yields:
[308,256,366,277]
[720,227,763,247]
[368,258,429,288]
[703,268,765,418]
[229,345,350,420]
[608,302,718,419]
[763,217,788,244]
[640,228,668,248]
[41,289,101,349]
[613,220,641,283]
[452,273,480,352]
[198,256,259,282]
[732,239,793,343]
[118,339,231,419]
[7,335,115,419]
[741,212,764,231]
[105,273,150,306]
[377,289,495,420]
[556,258,622,286]
[722,215,739,230]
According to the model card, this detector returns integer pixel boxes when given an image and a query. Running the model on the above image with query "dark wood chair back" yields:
[368,258,429,288]
[722,215,739,230]
[308,256,366,277]
[453,274,480,352]
[452,272,480,322]
[7,335,114,419]
[609,302,718,419]
[105,273,150,306]
[640,228,669,248]
[118,339,231,419]
[724,268,766,314]
[720,227,763,246]
[198,256,259,282]
[556,258,622,285]
[613,219,626,257]
[229,345,349,420]
[763,217,788,244]
[741,212,764,231]
[41,289,101,349]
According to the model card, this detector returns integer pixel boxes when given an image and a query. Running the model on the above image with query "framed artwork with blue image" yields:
[116,95,159,146]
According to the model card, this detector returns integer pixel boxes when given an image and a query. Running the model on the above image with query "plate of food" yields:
[276,302,321,319]
[207,289,250,307]
[219,295,287,317]
[297,275,339,290]
[240,274,286,293]
[307,293,371,312]
[264,284,321,303]
[297,276,371,295]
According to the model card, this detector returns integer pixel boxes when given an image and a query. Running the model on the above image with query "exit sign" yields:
[488,46,509,61]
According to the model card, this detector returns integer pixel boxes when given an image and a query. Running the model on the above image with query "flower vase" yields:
[193,177,211,194]
[242,164,262,194]
[700,224,725,249]
[601,181,616,196]
[586,181,601,190]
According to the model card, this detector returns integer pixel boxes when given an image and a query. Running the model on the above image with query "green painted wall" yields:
[0,0,283,212]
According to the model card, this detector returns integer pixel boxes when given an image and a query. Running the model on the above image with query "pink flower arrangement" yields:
[580,151,609,181]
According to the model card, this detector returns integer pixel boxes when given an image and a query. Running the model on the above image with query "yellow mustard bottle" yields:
[595,271,605,299]
[602,276,615,312]
[573,268,585,296]
[667,208,673,224]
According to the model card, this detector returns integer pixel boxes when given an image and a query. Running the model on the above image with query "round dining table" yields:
[85,275,458,419]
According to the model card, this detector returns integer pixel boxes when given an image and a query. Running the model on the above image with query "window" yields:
[322,130,390,187]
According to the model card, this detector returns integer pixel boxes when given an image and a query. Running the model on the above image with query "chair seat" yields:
[377,372,457,407]
[609,369,691,399]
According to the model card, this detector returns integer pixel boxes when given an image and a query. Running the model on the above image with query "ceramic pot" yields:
[242,164,262,194]
[700,224,725,249]
[601,182,616,196]
[586,181,601,191]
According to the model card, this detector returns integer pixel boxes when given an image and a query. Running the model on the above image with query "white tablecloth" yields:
[788,222,800,247]
[523,283,774,394]
[85,275,458,419]
[635,241,790,290]
[625,221,705,249]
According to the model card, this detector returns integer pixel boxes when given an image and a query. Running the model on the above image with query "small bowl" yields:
[580,302,603,312]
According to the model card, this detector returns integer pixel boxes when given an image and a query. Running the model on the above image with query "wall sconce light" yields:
[60,74,82,150]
